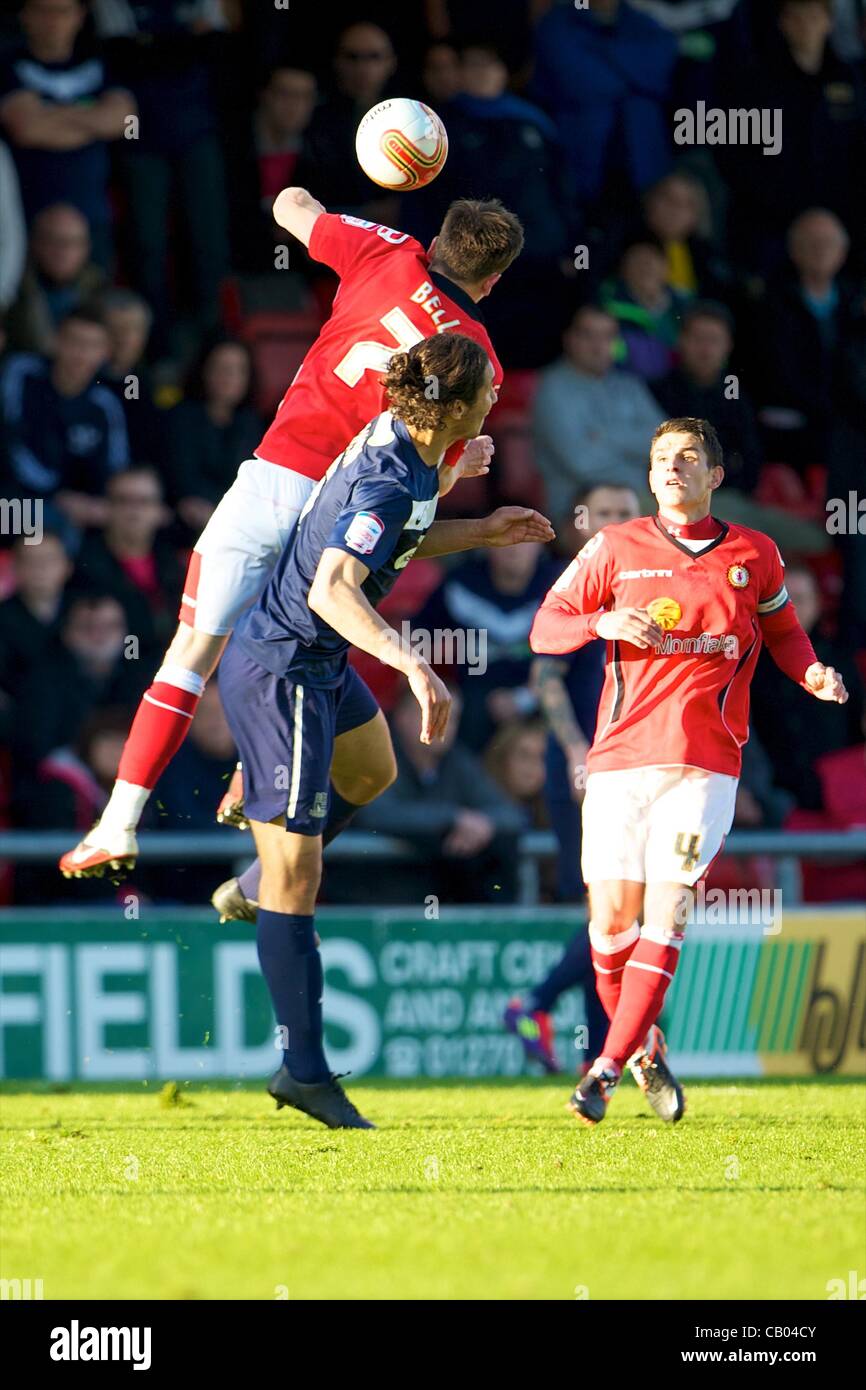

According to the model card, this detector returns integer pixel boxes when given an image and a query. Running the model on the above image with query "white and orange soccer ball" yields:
[355,98,448,190]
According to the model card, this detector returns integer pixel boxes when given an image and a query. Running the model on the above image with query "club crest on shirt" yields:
[727,563,750,589]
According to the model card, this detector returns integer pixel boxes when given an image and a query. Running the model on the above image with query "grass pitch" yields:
[1,1077,863,1301]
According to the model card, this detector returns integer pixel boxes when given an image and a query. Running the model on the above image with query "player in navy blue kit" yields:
[219,334,553,1128]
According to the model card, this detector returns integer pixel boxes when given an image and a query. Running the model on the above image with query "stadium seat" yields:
[755,462,827,523]
[487,370,545,510]
[239,310,323,419]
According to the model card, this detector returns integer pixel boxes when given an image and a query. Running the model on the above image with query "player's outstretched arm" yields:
[308,548,451,742]
[272,187,326,248]
[759,604,846,701]
[416,507,554,558]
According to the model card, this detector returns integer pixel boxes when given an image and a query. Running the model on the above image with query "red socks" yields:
[589,922,640,1021]
[116,665,206,790]
[601,926,684,1069]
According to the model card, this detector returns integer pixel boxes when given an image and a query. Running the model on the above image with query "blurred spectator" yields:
[531,481,641,900]
[483,719,548,828]
[532,304,662,517]
[655,303,828,551]
[425,0,534,73]
[0,530,72,740]
[654,300,761,493]
[254,68,317,217]
[420,42,462,107]
[151,684,237,900]
[297,22,399,221]
[0,308,129,537]
[414,540,554,750]
[600,240,685,381]
[722,0,866,272]
[72,466,181,656]
[94,287,164,466]
[407,41,577,364]
[639,171,730,300]
[11,593,146,763]
[0,140,26,313]
[827,312,866,647]
[355,686,525,902]
[167,337,263,534]
[734,733,796,830]
[532,0,677,209]
[0,0,133,264]
[756,208,864,471]
[444,43,574,258]
[830,0,866,63]
[751,563,864,810]
[92,0,231,357]
[5,204,106,356]
[14,704,130,831]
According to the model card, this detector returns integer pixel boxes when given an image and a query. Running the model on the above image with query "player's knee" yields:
[365,748,398,800]
[339,748,398,804]
[262,838,322,910]
[164,623,224,679]
[589,908,637,936]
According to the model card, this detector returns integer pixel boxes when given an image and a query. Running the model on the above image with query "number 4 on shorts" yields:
[674,832,702,872]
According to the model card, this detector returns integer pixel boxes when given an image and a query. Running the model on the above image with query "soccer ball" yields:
[355,98,448,190]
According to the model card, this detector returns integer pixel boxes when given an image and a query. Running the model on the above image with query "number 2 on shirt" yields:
[333,307,425,387]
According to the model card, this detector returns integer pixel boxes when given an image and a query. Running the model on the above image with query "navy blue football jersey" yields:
[233,412,439,684]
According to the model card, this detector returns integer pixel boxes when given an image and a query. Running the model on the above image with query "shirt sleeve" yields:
[308,213,417,279]
[325,479,414,574]
[530,528,615,654]
[756,540,790,618]
[756,538,816,687]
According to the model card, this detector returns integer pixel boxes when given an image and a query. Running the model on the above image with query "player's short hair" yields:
[650,417,724,471]
[433,199,524,283]
[383,333,489,430]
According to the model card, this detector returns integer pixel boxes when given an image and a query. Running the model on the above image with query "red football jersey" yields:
[256,213,504,479]
[530,515,816,777]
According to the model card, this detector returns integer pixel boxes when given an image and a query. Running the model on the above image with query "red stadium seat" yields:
[239,310,323,419]
[487,369,545,509]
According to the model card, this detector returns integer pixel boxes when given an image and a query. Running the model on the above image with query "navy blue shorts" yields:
[218,642,379,833]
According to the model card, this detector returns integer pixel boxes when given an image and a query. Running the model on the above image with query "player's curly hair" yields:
[651,417,724,471]
[383,334,489,431]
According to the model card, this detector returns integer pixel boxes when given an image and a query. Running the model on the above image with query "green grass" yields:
[1,1078,864,1300]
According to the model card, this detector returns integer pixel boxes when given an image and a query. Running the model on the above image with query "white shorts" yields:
[179,456,315,635]
[580,765,738,887]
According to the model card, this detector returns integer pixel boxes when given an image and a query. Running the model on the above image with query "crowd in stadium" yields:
[0,0,864,907]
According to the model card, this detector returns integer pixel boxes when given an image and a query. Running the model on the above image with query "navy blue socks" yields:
[256,909,329,1083]
[323,789,361,846]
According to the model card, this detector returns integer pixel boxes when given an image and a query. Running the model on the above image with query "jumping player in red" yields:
[60,192,526,879]
[530,417,848,1124]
